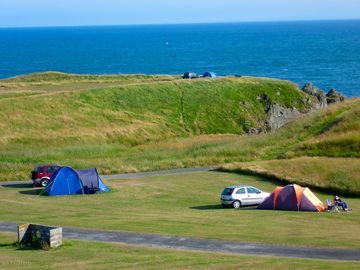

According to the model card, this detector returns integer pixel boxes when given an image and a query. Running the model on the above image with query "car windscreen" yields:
[222,188,234,196]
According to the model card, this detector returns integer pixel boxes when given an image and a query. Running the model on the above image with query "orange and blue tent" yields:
[258,184,326,212]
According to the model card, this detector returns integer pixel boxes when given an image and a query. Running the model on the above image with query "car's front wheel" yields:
[232,200,241,209]
[41,179,48,187]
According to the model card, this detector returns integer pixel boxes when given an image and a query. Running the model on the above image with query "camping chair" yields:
[326,199,339,212]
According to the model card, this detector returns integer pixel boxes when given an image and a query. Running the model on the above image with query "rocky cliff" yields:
[254,83,346,134]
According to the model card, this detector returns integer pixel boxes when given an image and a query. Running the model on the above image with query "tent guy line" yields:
[0,221,359,261]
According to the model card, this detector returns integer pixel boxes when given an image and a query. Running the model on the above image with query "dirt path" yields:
[0,221,359,261]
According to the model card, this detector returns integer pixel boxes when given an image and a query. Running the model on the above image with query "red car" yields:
[31,164,61,187]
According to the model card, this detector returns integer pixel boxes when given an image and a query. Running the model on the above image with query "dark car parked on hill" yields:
[31,164,61,187]
[182,72,199,79]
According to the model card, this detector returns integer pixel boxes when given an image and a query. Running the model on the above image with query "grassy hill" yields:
[0,72,308,145]
[0,72,309,179]
[0,72,359,193]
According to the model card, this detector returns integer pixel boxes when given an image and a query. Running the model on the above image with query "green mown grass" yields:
[0,172,359,249]
[1,233,359,270]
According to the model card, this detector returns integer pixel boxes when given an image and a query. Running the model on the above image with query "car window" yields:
[236,188,245,194]
[247,187,260,194]
[222,188,234,196]
[45,166,58,173]
[37,167,44,173]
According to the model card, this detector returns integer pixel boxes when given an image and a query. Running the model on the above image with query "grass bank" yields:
[0,73,314,180]
[220,157,360,196]
[0,99,358,183]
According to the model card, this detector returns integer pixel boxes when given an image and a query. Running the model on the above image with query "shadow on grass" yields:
[0,242,36,251]
[0,243,16,248]
[190,204,259,210]
[2,183,33,189]
[19,189,44,196]
[190,204,225,210]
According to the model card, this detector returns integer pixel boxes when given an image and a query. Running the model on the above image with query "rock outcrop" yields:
[301,83,346,108]
[265,103,301,131]
[247,83,346,135]
[302,83,327,109]
[326,88,345,104]
[248,94,302,134]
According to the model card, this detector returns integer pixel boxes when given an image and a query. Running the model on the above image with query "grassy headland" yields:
[0,72,308,179]
[0,72,359,195]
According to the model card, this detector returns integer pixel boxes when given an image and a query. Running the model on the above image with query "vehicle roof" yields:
[36,164,60,167]
[225,186,255,189]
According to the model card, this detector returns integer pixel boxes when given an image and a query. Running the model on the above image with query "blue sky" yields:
[1,0,360,27]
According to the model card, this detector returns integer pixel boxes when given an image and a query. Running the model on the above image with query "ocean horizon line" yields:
[1,18,360,30]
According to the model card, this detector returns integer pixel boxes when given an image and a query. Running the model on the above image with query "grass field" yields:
[1,233,359,270]
[1,172,359,249]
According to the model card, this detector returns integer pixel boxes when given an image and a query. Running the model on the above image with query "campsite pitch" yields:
[0,171,359,250]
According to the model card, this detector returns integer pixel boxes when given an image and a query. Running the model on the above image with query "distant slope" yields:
[220,157,360,196]
[288,102,360,158]
[220,99,360,195]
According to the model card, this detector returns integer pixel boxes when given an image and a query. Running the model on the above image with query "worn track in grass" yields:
[0,221,359,261]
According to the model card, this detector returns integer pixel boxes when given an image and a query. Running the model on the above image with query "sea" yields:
[0,20,359,97]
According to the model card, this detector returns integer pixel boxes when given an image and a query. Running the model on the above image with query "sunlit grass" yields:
[0,172,359,249]
[1,232,359,270]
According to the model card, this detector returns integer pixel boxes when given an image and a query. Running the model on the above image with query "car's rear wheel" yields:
[41,179,48,187]
[232,200,241,209]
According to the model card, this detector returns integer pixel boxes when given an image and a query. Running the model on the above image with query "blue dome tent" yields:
[76,168,110,193]
[45,167,110,196]
[202,72,216,78]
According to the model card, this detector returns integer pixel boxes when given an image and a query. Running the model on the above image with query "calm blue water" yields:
[0,20,359,97]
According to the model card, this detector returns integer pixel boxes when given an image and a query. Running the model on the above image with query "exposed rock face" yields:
[248,94,302,134]
[301,83,346,108]
[302,83,327,108]
[247,83,346,135]
[248,127,263,135]
[326,88,345,104]
[266,103,301,131]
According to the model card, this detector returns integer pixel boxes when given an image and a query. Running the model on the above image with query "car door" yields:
[234,187,248,205]
[246,187,264,205]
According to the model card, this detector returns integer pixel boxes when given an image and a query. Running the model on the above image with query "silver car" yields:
[220,186,270,208]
